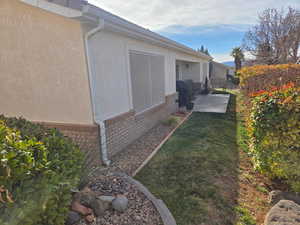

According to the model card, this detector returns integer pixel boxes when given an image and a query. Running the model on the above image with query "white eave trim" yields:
[20,0,82,18]
[82,5,213,61]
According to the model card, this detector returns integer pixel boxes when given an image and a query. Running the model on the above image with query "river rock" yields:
[112,195,129,213]
[65,211,81,225]
[264,200,300,225]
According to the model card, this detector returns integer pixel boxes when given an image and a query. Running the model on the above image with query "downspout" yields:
[84,19,111,166]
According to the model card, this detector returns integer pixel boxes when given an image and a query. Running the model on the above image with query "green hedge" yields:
[0,116,83,225]
[247,86,300,192]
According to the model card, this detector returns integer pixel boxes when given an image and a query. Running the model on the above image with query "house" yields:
[210,61,230,88]
[0,0,212,165]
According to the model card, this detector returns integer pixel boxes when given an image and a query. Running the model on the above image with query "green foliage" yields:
[247,87,300,192]
[232,76,240,85]
[0,116,84,225]
[235,206,256,225]
[161,116,181,127]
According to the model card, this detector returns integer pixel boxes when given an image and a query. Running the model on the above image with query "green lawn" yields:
[135,92,249,225]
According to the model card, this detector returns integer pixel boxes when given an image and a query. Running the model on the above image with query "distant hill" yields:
[222,61,235,67]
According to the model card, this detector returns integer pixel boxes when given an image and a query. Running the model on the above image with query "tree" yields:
[204,49,210,56]
[243,7,300,64]
[231,47,244,71]
[197,46,211,56]
[200,45,205,53]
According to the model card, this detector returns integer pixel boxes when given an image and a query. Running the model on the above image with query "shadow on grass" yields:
[135,92,242,225]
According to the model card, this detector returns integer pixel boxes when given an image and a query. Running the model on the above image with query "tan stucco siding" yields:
[0,0,94,124]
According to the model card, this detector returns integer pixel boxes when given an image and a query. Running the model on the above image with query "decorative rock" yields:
[90,198,110,217]
[71,201,93,216]
[97,195,115,203]
[112,195,129,213]
[85,214,96,224]
[264,200,300,225]
[74,190,111,217]
[269,190,300,205]
[65,211,81,225]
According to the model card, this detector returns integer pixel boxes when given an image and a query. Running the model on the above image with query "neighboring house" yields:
[210,61,230,88]
[0,0,212,165]
[228,67,235,76]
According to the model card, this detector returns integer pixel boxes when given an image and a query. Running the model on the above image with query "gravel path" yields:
[77,117,186,225]
[110,124,173,176]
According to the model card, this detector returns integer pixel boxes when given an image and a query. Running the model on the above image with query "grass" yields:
[136,90,272,225]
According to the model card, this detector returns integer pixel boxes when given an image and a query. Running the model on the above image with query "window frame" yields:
[128,50,166,115]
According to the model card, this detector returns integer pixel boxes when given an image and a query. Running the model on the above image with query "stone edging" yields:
[132,112,192,177]
[115,172,177,225]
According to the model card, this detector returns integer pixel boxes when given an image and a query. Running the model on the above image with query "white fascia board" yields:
[83,4,213,61]
[20,0,82,18]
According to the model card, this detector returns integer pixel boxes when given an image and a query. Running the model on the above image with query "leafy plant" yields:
[0,116,84,225]
[247,85,300,192]
[161,116,181,127]
[235,206,256,225]
[238,64,300,96]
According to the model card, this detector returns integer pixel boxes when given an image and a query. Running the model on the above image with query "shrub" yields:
[231,76,240,85]
[161,116,181,127]
[0,116,83,225]
[247,85,300,192]
[238,64,300,96]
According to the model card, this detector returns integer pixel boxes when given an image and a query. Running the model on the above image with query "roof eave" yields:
[82,4,213,61]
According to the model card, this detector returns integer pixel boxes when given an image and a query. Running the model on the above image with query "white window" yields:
[129,51,165,113]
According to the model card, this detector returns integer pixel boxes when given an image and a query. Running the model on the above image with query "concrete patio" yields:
[193,94,230,113]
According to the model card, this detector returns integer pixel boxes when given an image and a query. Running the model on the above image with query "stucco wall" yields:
[177,61,201,82]
[85,28,209,121]
[211,62,228,80]
[0,0,93,124]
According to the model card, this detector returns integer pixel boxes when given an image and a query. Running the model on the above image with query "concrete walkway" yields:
[193,94,230,113]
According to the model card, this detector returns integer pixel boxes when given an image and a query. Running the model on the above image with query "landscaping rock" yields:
[65,211,81,225]
[112,195,129,213]
[85,214,96,224]
[77,173,163,225]
[269,190,300,205]
[71,201,93,216]
[76,191,97,207]
[74,189,111,217]
[91,198,111,217]
[97,195,115,203]
[264,200,300,225]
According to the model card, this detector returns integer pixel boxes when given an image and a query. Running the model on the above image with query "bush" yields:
[238,64,300,96]
[161,116,181,127]
[0,116,83,225]
[232,76,240,85]
[247,84,300,192]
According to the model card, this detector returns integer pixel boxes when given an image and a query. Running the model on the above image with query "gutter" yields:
[84,19,111,166]
[82,4,213,61]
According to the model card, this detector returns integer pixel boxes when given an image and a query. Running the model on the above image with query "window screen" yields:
[129,51,165,113]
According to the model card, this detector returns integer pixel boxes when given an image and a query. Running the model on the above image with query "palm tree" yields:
[231,47,245,72]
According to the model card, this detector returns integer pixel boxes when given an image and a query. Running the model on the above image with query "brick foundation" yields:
[105,93,178,157]
[38,93,178,166]
[40,122,102,167]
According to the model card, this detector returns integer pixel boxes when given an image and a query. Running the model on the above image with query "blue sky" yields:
[88,0,300,62]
